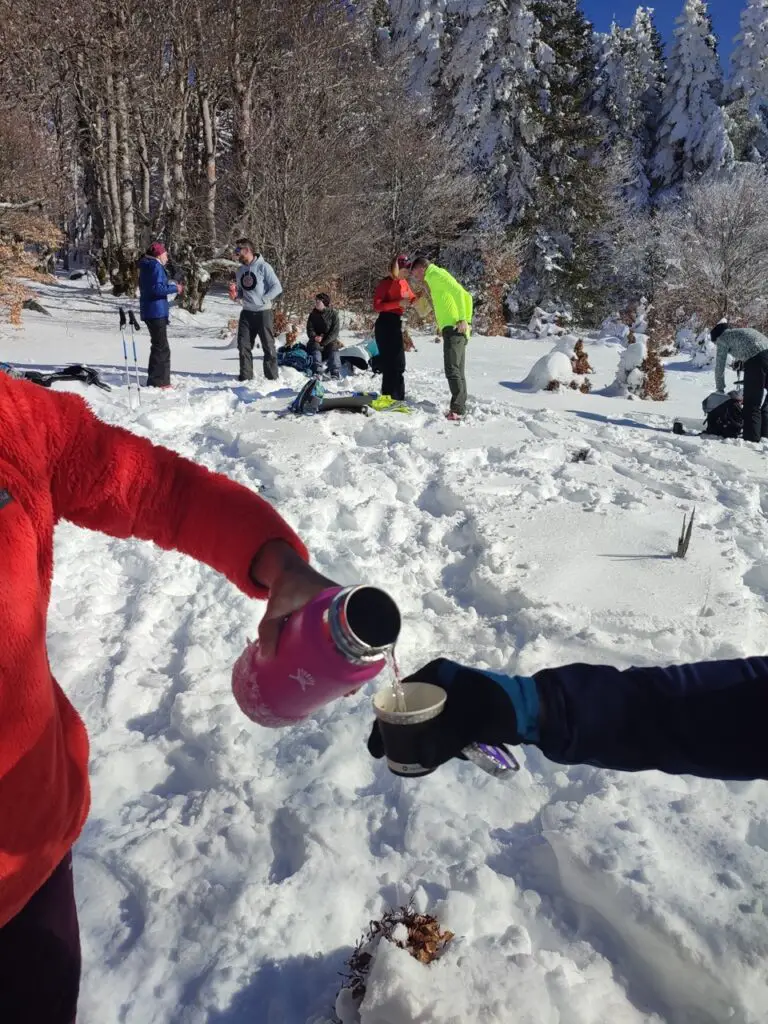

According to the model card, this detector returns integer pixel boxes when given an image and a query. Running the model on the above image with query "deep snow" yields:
[5,277,768,1024]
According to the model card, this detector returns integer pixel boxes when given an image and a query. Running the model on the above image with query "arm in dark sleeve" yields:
[325,309,340,346]
[535,658,768,780]
[306,314,315,342]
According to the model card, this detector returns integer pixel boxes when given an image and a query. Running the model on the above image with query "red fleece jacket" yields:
[0,374,307,928]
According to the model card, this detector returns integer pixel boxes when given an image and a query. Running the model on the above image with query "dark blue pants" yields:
[308,341,341,377]
[0,853,80,1023]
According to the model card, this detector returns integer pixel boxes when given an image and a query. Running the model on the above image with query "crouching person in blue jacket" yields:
[138,242,183,388]
[368,657,768,780]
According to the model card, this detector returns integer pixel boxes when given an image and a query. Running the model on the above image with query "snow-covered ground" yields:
[6,277,768,1024]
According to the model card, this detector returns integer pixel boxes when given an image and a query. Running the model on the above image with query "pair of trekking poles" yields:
[118,307,142,409]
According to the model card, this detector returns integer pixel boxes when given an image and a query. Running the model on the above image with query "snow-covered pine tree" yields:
[591,11,664,209]
[625,7,666,207]
[436,0,541,223]
[653,0,733,193]
[516,0,618,319]
[591,22,632,154]
[728,0,768,162]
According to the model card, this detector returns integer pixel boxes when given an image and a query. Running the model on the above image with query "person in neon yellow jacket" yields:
[410,257,473,419]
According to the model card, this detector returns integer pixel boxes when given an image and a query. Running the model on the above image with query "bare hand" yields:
[250,540,337,657]
[456,320,469,336]
[176,282,185,296]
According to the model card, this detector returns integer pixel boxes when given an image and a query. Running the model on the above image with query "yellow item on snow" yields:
[371,396,412,414]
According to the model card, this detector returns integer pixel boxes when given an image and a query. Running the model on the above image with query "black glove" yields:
[367,659,537,771]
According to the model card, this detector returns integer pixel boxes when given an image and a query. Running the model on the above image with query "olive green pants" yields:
[442,327,468,415]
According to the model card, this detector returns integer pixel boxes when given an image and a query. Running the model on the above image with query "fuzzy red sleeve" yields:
[47,390,308,598]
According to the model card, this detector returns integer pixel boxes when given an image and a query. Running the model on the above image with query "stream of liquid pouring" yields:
[384,648,408,713]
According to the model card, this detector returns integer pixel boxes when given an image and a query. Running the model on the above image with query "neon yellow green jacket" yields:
[424,264,473,334]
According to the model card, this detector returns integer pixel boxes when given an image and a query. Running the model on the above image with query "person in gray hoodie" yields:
[230,239,283,381]
[712,320,768,442]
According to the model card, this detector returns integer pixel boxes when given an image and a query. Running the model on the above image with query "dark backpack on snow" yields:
[704,397,743,438]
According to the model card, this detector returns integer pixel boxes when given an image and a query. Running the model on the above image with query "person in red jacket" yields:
[0,372,334,1023]
[372,255,416,401]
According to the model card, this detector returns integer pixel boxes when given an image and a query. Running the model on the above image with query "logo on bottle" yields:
[289,668,315,691]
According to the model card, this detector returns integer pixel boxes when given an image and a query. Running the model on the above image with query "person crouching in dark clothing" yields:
[307,293,342,379]
[712,319,768,442]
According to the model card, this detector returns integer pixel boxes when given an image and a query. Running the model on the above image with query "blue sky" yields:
[582,1,741,62]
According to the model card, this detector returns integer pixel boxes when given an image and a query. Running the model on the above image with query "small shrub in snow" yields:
[611,300,667,400]
[571,339,593,376]
[524,337,593,393]
[639,339,668,401]
[285,323,299,347]
[274,309,288,335]
[335,904,454,1022]
[612,330,647,396]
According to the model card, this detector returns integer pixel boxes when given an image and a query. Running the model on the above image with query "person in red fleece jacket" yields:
[372,255,416,401]
[0,372,334,1023]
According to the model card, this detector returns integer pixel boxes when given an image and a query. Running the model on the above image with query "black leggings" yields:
[0,853,81,1023]
[375,312,406,401]
[145,317,171,387]
[742,349,768,442]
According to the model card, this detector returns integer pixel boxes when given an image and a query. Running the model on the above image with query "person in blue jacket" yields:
[368,657,768,780]
[138,242,183,388]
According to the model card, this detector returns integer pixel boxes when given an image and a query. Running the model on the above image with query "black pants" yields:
[375,312,406,401]
[145,318,171,387]
[0,853,81,1024]
[238,310,278,381]
[742,350,768,442]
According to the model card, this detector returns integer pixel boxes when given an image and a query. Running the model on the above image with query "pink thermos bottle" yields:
[232,585,401,727]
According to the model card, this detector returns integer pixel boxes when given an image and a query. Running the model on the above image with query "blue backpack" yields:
[278,345,312,374]
[289,377,325,415]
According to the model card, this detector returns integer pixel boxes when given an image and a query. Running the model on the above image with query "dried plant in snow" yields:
[338,903,454,1008]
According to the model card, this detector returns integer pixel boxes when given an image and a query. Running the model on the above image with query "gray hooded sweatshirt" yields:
[236,256,283,312]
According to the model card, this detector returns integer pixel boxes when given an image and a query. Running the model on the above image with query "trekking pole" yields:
[118,307,136,410]
[127,310,143,406]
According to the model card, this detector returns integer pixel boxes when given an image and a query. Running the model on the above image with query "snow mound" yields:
[522,350,575,391]
[610,334,648,397]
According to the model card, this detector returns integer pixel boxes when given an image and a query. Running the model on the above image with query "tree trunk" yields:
[137,121,152,248]
[195,6,217,250]
[72,56,105,258]
[105,69,122,247]
[231,0,259,227]
[200,90,217,249]
[116,69,136,254]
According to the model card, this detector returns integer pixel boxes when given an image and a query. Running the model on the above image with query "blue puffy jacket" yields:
[535,657,768,780]
[138,257,178,322]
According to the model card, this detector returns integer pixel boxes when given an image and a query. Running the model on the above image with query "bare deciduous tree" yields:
[658,166,768,331]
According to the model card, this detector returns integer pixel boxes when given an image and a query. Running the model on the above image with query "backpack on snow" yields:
[703,393,743,438]
[289,377,326,415]
[277,345,312,375]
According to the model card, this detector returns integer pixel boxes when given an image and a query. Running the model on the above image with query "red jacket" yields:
[373,276,415,314]
[0,375,307,928]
